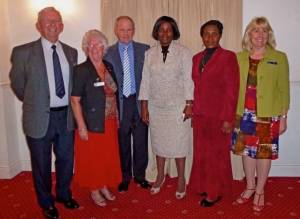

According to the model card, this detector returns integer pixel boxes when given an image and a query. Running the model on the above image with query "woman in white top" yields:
[139,16,194,199]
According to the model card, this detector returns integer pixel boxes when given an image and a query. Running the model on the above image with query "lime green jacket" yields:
[236,47,290,117]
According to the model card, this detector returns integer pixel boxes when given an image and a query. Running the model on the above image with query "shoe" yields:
[91,191,107,207]
[200,192,207,197]
[56,197,79,209]
[100,187,116,201]
[200,196,222,207]
[253,192,264,212]
[43,206,59,219]
[134,178,151,189]
[150,177,165,195]
[235,188,255,204]
[175,189,186,199]
[175,178,186,199]
[118,182,129,192]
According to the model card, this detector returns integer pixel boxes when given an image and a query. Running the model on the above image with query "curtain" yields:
[100,0,244,181]
[101,0,242,53]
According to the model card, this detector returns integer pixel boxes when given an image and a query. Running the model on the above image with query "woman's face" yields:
[87,36,104,62]
[158,22,174,46]
[249,25,269,49]
[201,25,221,48]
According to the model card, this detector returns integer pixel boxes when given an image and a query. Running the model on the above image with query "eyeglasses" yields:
[87,44,104,48]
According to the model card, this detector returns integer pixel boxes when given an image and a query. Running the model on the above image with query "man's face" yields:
[36,10,63,43]
[114,18,134,44]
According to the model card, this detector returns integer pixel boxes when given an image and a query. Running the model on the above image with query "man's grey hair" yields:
[37,7,62,22]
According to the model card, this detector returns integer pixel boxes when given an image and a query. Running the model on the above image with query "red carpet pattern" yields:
[0,172,300,218]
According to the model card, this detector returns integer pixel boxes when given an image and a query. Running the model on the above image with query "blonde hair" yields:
[82,29,109,55]
[242,16,276,51]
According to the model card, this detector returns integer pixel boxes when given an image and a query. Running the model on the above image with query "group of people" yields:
[9,6,289,219]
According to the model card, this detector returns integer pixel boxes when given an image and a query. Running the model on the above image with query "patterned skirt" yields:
[231,110,280,160]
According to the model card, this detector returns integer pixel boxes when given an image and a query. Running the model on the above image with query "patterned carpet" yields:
[0,172,300,219]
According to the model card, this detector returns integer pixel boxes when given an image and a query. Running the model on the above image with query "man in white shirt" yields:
[9,7,79,219]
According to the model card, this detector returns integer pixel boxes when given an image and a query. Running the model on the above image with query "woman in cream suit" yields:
[139,16,194,199]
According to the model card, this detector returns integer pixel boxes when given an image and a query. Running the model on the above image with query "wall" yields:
[243,0,300,81]
[0,0,22,178]
[243,0,300,176]
[0,0,100,178]
[0,0,299,178]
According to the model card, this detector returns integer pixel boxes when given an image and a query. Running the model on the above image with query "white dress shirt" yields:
[41,37,70,107]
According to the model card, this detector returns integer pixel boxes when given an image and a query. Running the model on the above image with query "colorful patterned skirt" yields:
[231,110,280,160]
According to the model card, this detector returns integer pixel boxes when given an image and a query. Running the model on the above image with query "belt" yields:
[50,106,68,111]
[123,94,136,99]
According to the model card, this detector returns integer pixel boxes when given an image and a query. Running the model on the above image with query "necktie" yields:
[51,45,65,98]
[122,46,131,97]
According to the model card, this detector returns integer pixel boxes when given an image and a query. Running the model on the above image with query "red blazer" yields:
[192,47,239,123]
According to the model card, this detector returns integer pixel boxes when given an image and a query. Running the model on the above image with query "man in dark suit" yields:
[9,7,79,219]
[105,16,150,192]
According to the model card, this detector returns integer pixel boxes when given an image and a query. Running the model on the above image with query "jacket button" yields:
[91,107,96,112]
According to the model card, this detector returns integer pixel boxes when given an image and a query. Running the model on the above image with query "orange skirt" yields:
[74,118,122,190]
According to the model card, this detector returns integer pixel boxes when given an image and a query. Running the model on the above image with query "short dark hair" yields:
[152,16,180,40]
[200,20,223,36]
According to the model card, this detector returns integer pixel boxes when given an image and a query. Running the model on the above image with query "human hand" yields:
[78,128,88,141]
[221,121,232,134]
[141,100,149,125]
[279,117,287,135]
[183,105,193,121]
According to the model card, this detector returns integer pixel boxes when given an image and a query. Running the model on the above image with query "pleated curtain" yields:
[100,0,244,180]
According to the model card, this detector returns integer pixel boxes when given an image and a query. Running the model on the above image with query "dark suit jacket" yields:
[72,59,116,133]
[9,38,78,138]
[104,41,149,121]
[192,47,240,123]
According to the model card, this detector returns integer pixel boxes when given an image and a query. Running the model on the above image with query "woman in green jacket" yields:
[232,17,290,212]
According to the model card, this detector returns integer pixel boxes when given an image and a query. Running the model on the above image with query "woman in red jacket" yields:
[190,20,240,207]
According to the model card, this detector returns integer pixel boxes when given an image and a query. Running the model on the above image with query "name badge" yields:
[94,81,105,87]
[267,60,278,65]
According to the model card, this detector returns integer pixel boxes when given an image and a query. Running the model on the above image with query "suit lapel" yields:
[133,41,142,88]
[111,43,124,83]
[202,47,222,73]
[133,42,139,78]
[61,42,76,96]
[85,58,99,79]
[61,42,76,66]
[239,51,250,84]
[32,39,50,94]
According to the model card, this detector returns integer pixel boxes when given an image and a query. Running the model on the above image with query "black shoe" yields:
[56,197,79,209]
[134,178,151,189]
[200,192,207,197]
[118,182,129,192]
[43,206,59,219]
[200,196,222,207]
